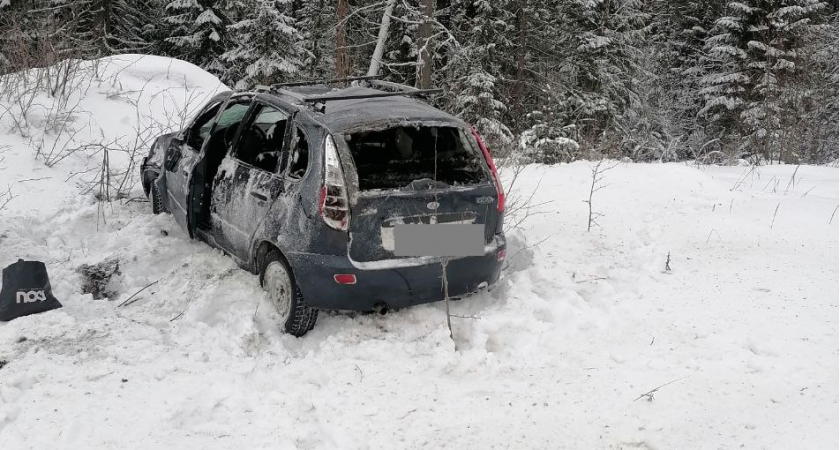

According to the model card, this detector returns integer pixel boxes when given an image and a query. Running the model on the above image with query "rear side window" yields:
[345,126,488,190]
[288,128,309,179]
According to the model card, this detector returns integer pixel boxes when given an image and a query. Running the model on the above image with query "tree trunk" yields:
[417,0,434,89]
[367,0,397,77]
[335,0,348,78]
[512,2,526,131]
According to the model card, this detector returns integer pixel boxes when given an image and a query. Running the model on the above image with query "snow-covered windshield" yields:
[345,125,488,191]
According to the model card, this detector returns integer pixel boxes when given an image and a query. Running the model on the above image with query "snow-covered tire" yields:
[260,250,317,337]
[150,180,166,215]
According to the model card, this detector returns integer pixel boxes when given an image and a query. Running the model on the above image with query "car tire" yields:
[149,178,166,215]
[260,250,318,337]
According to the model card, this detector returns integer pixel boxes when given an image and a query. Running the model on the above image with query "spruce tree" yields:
[699,0,828,161]
[441,0,515,150]
[557,0,648,150]
[291,0,334,79]
[71,0,157,55]
[163,0,230,76]
[223,0,304,88]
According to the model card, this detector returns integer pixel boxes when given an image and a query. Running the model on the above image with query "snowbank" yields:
[0,54,227,216]
[0,57,837,449]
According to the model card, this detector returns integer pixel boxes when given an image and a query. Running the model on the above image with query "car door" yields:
[210,101,293,263]
[162,96,227,234]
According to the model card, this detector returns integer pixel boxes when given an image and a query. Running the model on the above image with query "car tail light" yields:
[471,129,505,212]
[320,135,350,231]
[333,274,357,284]
[496,248,506,261]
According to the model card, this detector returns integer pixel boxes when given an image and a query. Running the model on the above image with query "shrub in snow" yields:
[519,125,580,164]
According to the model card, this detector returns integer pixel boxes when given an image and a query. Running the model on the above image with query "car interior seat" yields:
[254,120,286,172]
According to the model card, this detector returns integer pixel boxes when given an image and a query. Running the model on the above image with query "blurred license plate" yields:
[393,224,484,257]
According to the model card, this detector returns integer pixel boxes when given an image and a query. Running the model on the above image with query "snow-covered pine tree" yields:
[291,0,334,79]
[646,0,727,160]
[441,0,514,151]
[222,0,304,88]
[383,0,420,85]
[699,0,828,162]
[556,0,648,154]
[503,0,577,162]
[163,0,230,76]
[793,8,838,163]
[69,0,157,55]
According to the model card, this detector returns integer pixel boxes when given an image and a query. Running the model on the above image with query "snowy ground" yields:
[0,56,837,450]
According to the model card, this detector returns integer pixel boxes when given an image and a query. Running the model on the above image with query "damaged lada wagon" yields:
[140,79,506,336]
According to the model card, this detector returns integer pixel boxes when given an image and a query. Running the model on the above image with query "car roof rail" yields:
[366,79,420,92]
[301,89,442,113]
[303,89,442,103]
[271,88,308,102]
[271,75,382,89]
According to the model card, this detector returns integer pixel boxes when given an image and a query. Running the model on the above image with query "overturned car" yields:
[140,80,506,336]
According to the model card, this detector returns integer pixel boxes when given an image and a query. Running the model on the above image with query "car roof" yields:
[262,86,468,133]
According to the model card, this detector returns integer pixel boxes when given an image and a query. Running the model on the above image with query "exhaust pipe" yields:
[372,302,389,315]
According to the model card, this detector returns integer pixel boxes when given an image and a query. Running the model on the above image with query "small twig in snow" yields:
[783,165,800,195]
[770,203,781,228]
[574,276,608,284]
[117,280,159,307]
[706,229,721,244]
[0,186,15,211]
[583,159,620,232]
[17,177,52,183]
[634,376,687,402]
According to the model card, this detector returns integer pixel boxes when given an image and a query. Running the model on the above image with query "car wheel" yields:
[149,180,166,215]
[260,250,318,337]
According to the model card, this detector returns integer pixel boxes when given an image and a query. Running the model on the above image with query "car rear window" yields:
[345,126,488,190]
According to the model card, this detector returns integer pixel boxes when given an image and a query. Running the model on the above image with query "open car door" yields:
[162,93,231,236]
[163,92,254,238]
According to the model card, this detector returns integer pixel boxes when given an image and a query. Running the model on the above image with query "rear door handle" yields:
[250,192,268,201]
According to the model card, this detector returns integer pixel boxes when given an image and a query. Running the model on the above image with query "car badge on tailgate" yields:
[476,196,494,204]
[426,201,439,210]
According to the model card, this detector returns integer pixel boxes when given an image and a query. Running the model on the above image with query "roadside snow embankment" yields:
[0,54,226,216]
[1,56,838,449]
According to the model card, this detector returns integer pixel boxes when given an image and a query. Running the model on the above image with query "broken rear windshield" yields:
[345,126,489,191]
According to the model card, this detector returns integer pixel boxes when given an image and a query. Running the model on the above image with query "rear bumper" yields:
[287,234,505,311]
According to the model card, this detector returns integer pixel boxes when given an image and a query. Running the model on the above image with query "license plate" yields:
[393,224,484,257]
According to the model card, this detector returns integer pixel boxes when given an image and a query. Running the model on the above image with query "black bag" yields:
[0,259,63,321]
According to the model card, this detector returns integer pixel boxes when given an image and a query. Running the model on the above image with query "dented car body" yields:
[140,85,506,336]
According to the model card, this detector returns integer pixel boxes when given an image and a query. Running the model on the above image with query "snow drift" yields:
[0,56,837,450]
